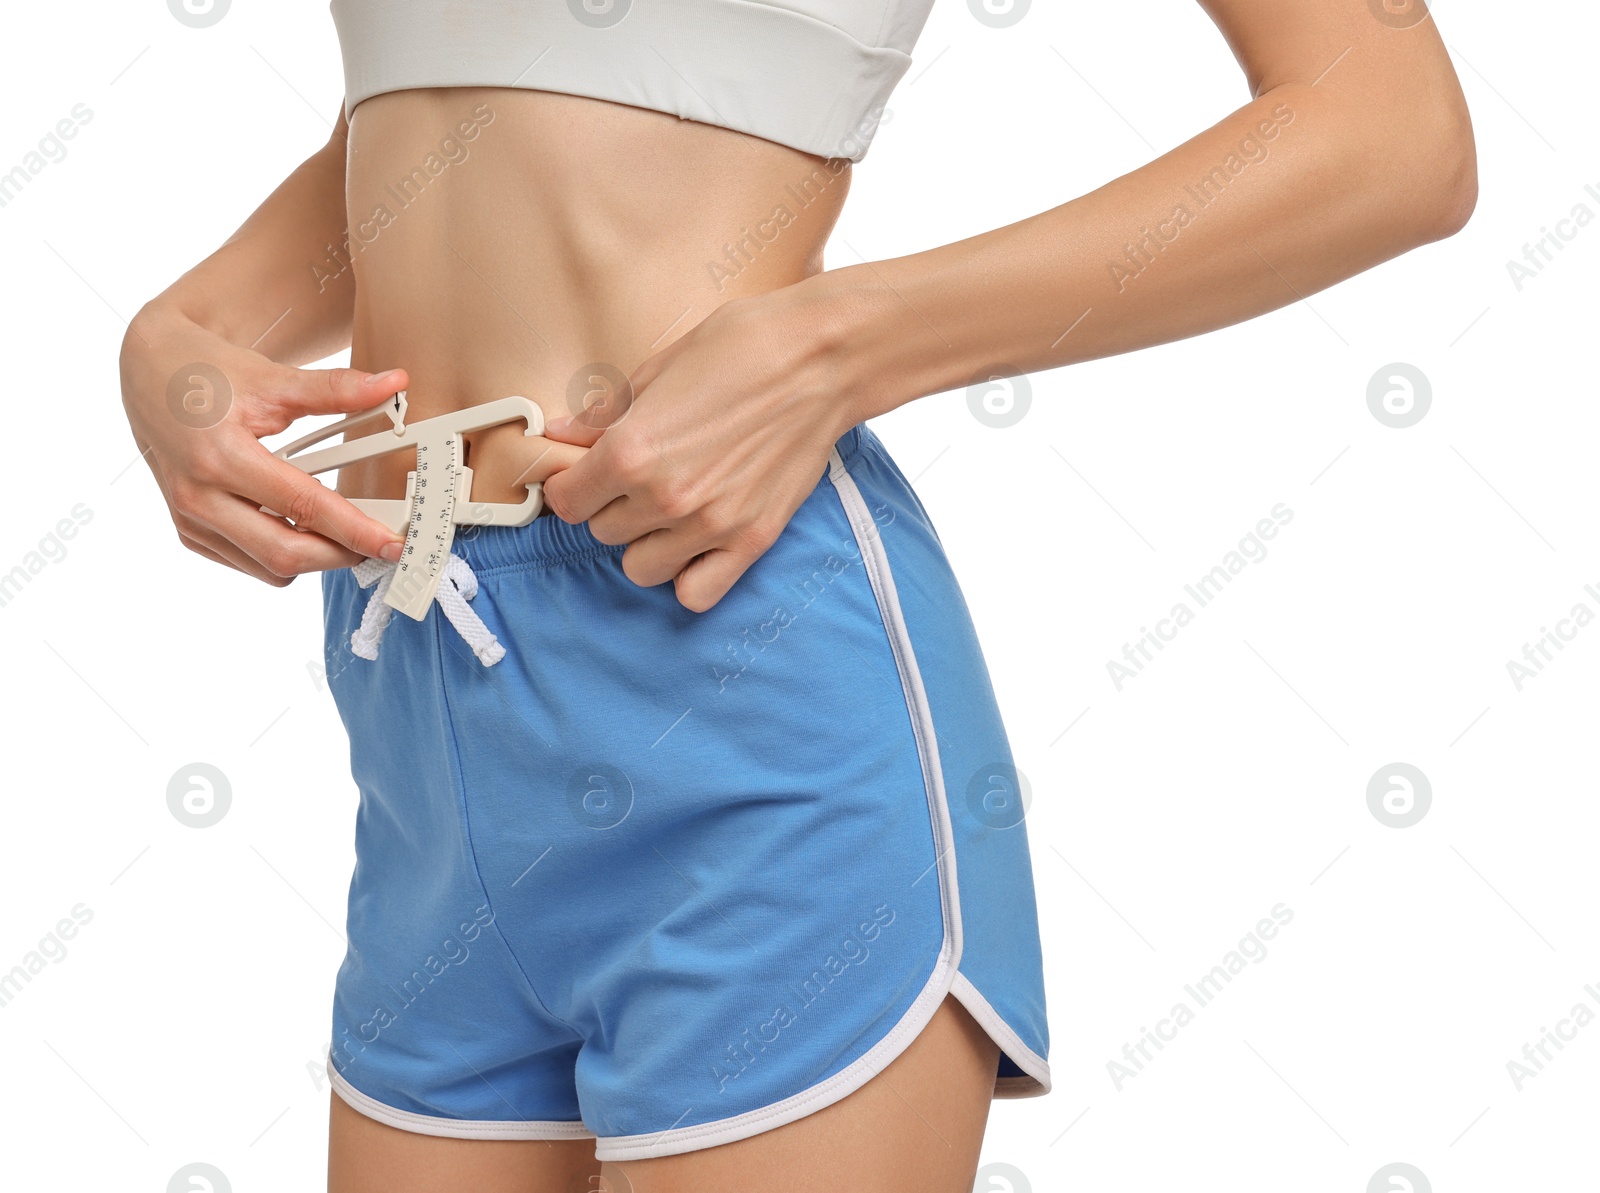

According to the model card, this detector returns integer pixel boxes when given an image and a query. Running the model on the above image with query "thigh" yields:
[328,1093,602,1193]
[600,993,1000,1193]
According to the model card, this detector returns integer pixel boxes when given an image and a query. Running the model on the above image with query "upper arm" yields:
[1197,0,1477,229]
[1197,0,1464,109]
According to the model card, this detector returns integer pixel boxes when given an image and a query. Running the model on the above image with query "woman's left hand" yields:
[539,281,860,612]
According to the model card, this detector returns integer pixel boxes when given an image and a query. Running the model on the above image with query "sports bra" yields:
[329,0,938,162]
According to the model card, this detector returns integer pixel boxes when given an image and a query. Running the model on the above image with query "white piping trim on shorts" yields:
[329,1068,596,1141]
[592,443,971,1163]
[948,971,1052,1098]
[826,444,967,977]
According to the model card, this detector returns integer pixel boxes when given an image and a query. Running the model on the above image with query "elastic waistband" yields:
[451,422,869,573]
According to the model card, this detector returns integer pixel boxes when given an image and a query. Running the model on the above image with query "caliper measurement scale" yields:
[385,432,463,619]
[269,392,547,621]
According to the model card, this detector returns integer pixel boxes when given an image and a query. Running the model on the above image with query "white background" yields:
[1,1,1594,1189]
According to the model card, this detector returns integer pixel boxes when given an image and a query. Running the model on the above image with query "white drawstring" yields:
[349,553,506,667]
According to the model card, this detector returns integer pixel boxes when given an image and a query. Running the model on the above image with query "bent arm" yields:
[119,108,409,583]
[818,0,1478,423]
[134,108,357,365]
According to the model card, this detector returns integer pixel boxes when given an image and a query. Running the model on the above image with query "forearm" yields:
[135,110,357,367]
[821,74,1476,424]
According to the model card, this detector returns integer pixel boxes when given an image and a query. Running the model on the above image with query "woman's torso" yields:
[335,87,852,508]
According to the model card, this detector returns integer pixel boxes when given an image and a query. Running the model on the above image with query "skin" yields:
[117,0,1476,1187]
[328,991,1000,1192]
[120,0,1476,609]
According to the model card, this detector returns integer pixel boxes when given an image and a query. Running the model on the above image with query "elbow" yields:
[1430,130,1478,240]
[1416,107,1479,242]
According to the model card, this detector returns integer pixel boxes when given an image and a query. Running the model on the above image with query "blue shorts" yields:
[319,422,1051,1161]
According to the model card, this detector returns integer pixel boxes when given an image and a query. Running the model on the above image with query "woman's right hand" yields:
[118,302,409,586]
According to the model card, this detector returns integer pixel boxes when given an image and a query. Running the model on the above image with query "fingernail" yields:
[369,369,403,387]
[545,414,572,435]
[380,540,403,561]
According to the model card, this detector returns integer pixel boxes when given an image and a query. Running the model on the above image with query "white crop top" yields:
[329,0,938,162]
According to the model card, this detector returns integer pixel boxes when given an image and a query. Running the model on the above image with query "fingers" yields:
[484,434,590,501]
[543,432,781,612]
[616,524,700,589]
[199,491,368,578]
[671,546,752,613]
[175,530,250,576]
[543,361,641,444]
[235,447,404,564]
[539,433,637,526]
[245,364,409,436]
[541,411,607,448]
[172,500,296,585]
[545,421,723,532]
[123,311,414,584]
[140,447,272,580]
[617,504,771,598]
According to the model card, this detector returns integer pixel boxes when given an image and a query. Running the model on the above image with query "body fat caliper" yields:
[269,392,546,620]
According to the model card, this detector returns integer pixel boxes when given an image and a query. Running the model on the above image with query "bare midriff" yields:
[334,87,852,513]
